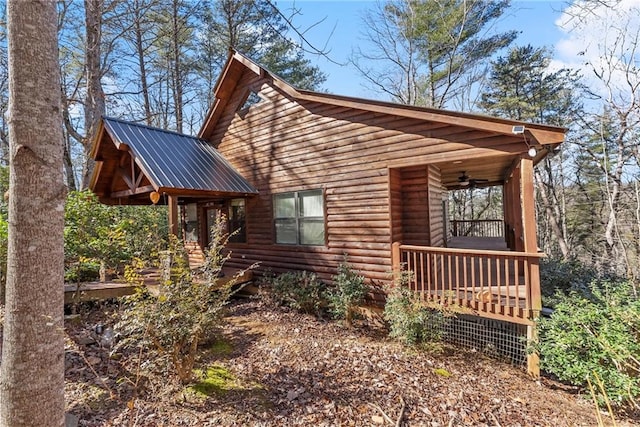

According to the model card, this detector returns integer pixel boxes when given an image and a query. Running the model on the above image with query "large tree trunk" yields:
[0,1,66,426]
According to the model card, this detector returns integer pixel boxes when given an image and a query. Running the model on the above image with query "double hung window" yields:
[274,190,324,245]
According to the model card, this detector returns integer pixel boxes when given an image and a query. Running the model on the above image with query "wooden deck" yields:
[447,236,508,251]
[64,267,253,304]
[393,238,543,325]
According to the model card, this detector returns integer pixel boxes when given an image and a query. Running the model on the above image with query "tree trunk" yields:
[0,1,66,426]
[171,0,183,133]
[63,132,77,191]
[81,0,105,189]
[535,160,570,259]
[133,0,153,125]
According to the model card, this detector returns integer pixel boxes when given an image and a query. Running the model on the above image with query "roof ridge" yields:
[103,116,202,140]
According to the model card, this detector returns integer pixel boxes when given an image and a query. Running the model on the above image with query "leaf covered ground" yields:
[64,299,634,426]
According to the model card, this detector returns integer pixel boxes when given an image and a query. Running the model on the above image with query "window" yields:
[238,91,263,112]
[228,199,246,243]
[184,203,198,242]
[274,190,325,245]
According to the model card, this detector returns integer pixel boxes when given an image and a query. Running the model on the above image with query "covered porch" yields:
[87,117,258,287]
[389,137,551,373]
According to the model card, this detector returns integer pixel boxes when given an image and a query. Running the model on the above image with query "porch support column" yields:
[521,157,541,378]
[168,195,179,236]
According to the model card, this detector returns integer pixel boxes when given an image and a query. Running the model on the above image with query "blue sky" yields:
[276,1,567,98]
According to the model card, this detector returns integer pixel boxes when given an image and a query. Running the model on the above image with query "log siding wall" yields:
[208,70,525,284]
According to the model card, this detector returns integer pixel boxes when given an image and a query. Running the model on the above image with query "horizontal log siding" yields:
[400,166,430,246]
[210,74,518,284]
[427,165,444,246]
[389,168,403,245]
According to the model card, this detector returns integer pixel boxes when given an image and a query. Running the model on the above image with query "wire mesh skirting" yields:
[426,310,529,367]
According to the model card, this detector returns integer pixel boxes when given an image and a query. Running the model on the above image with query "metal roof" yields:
[102,117,258,195]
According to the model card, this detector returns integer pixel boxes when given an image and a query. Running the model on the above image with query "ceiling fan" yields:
[458,171,488,188]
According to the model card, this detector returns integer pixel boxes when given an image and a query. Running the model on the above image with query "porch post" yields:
[520,158,541,377]
[168,195,179,236]
[391,241,401,284]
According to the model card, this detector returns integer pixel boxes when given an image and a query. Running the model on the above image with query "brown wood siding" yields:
[209,75,531,284]
[389,168,403,244]
[427,165,445,246]
[400,166,430,246]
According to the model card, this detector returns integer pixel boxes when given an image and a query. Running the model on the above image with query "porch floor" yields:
[447,236,509,251]
[64,267,253,304]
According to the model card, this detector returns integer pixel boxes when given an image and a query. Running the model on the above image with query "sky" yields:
[273,0,640,107]
[276,0,568,99]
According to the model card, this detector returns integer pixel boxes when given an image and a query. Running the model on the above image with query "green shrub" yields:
[325,256,367,327]
[262,270,326,316]
[64,259,101,282]
[64,190,168,281]
[538,280,640,408]
[539,258,601,307]
[116,214,250,383]
[384,268,444,346]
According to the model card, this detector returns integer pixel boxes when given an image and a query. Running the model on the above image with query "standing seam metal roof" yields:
[102,117,258,195]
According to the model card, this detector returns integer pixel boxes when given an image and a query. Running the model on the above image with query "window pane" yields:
[228,199,246,243]
[184,203,198,242]
[274,193,295,218]
[299,190,323,217]
[275,219,297,244]
[229,199,245,221]
[229,221,245,243]
[300,219,325,245]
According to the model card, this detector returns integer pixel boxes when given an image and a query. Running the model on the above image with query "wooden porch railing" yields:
[450,219,504,238]
[392,242,543,325]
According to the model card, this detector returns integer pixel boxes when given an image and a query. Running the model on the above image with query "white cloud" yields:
[552,0,640,107]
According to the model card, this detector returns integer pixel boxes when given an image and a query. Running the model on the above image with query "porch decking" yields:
[393,235,543,326]
[64,267,253,304]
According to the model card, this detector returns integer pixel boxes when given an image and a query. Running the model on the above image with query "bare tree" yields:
[352,0,516,108]
[0,0,66,425]
[566,2,640,278]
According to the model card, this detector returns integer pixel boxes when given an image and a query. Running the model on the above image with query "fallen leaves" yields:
[62,299,612,426]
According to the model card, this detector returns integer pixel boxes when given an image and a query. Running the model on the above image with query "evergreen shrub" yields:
[261,270,326,316]
[538,280,640,408]
[384,268,444,346]
[325,256,367,327]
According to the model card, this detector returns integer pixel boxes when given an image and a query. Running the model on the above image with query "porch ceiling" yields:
[436,154,517,190]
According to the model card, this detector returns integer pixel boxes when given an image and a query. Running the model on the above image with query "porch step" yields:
[184,242,205,268]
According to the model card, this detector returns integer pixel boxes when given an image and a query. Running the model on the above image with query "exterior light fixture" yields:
[150,191,161,204]
[528,147,537,157]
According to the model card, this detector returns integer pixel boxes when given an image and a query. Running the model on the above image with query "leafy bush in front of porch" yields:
[538,279,640,409]
[260,270,326,317]
[326,256,368,327]
[383,269,445,346]
[115,215,249,384]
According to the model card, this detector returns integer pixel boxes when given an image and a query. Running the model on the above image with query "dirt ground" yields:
[63,299,637,426]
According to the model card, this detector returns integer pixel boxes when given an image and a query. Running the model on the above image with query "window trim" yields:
[273,189,326,246]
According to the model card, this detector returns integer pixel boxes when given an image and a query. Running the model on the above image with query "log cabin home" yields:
[90,51,566,375]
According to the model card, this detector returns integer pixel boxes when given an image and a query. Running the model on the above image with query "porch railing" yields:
[392,242,543,325]
[450,219,504,238]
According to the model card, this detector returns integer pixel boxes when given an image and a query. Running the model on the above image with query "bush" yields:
[116,214,250,383]
[261,270,325,316]
[325,256,367,327]
[384,268,444,346]
[538,279,640,408]
[539,258,600,307]
[64,190,168,281]
[64,258,101,282]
